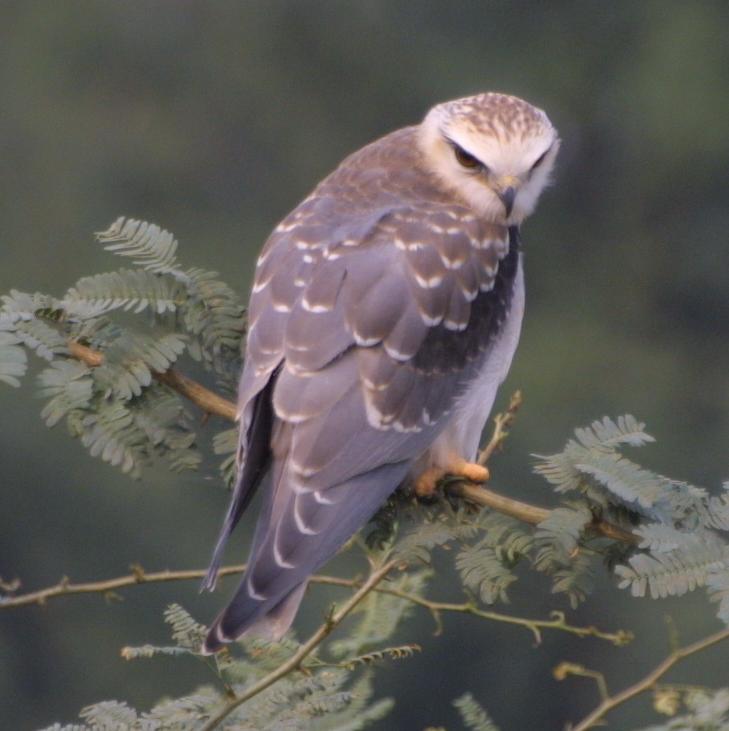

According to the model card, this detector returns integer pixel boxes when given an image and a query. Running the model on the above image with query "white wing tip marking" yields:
[302,298,331,313]
[444,318,468,331]
[362,375,388,392]
[213,623,229,644]
[420,311,443,327]
[291,459,318,478]
[313,489,336,505]
[286,341,311,352]
[251,280,268,294]
[257,344,283,356]
[440,254,465,270]
[364,393,391,430]
[353,332,380,347]
[273,538,295,569]
[294,497,319,535]
[393,420,422,434]
[414,273,444,289]
[247,575,267,601]
[383,343,412,362]
[275,409,309,424]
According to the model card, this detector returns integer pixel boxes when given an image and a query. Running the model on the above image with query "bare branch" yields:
[364,591,632,647]
[2,563,629,646]
[477,389,523,466]
[0,564,247,609]
[568,625,729,730]
[198,560,400,731]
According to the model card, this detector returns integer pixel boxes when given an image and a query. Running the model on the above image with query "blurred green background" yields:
[2,1,728,729]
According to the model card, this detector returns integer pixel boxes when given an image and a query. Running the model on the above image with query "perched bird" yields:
[202,92,559,653]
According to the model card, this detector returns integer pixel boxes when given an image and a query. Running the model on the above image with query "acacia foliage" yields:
[0,218,245,481]
[3,220,729,730]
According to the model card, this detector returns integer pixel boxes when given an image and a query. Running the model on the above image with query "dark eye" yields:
[454,145,482,170]
[530,148,549,172]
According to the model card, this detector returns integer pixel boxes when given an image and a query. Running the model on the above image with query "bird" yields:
[201,92,559,654]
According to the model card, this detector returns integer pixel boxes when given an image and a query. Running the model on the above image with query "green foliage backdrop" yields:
[2,3,728,730]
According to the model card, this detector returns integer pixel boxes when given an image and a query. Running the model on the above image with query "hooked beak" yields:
[495,175,520,217]
[498,187,516,217]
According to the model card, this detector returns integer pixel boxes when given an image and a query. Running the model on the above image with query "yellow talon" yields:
[453,459,490,484]
[413,459,490,498]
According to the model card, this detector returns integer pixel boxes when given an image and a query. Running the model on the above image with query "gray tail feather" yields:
[202,459,411,653]
[203,581,307,655]
[201,381,275,592]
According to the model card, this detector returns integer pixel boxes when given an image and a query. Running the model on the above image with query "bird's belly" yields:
[428,259,525,467]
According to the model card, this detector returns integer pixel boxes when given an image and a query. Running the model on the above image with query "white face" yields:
[418,96,560,225]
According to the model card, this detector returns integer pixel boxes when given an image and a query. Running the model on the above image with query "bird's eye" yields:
[453,145,482,170]
[530,148,550,172]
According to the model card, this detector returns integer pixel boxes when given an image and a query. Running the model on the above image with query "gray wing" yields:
[203,165,520,652]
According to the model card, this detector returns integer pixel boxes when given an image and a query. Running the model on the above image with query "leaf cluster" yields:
[638,687,729,730]
[0,218,245,481]
[45,603,397,731]
[534,417,729,626]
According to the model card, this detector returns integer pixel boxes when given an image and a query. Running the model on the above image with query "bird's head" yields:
[418,92,559,225]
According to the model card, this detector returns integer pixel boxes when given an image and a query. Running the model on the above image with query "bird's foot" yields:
[413,458,490,498]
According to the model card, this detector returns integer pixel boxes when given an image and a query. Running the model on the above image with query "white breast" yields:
[429,256,525,466]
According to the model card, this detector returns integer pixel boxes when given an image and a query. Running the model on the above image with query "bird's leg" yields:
[413,457,490,498]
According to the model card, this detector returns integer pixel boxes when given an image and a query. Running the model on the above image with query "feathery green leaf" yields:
[37,360,93,426]
[96,218,181,273]
[64,268,187,318]
[0,330,28,387]
[453,692,501,731]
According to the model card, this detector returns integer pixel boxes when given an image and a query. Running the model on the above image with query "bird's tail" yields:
[201,459,411,654]
[203,581,306,654]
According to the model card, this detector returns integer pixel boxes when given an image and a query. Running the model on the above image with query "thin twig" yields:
[0,564,246,609]
[372,592,631,647]
[569,625,729,730]
[553,662,610,701]
[198,560,399,731]
[64,341,638,546]
[477,389,523,466]
[1,565,629,645]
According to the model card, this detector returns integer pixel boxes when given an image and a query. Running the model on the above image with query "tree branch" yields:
[65,340,638,546]
[198,560,399,731]
[353,588,632,647]
[477,389,523,466]
[446,482,638,545]
[0,564,247,609]
[0,564,629,645]
[568,625,729,730]
[67,340,237,421]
